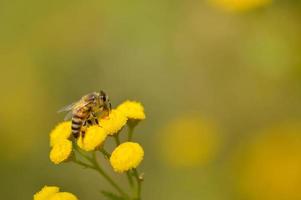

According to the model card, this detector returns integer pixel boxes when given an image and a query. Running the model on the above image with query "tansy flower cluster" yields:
[36,100,146,200]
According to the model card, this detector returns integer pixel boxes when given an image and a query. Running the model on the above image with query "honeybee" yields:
[58,91,111,139]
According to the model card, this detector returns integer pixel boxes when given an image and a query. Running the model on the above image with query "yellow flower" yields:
[50,121,72,147]
[49,139,72,164]
[116,101,146,120]
[49,192,78,200]
[34,186,59,200]
[77,125,107,151]
[110,142,144,173]
[208,0,272,13]
[99,109,127,135]
[34,186,78,200]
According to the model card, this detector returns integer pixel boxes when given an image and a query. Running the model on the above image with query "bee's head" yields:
[99,90,111,111]
[86,93,98,104]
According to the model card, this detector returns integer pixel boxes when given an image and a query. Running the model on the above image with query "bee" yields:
[58,90,111,139]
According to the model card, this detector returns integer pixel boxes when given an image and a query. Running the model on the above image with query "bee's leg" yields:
[87,119,93,126]
[95,118,99,126]
[80,124,88,138]
[91,112,100,126]
[81,130,86,138]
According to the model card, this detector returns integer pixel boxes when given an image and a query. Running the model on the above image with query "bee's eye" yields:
[101,95,106,101]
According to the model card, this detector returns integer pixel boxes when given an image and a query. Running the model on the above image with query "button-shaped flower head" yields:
[110,142,144,173]
[77,125,107,151]
[116,101,146,121]
[99,109,127,135]
[49,139,72,164]
[50,121,72,147]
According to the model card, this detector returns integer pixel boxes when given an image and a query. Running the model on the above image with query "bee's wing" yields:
[57,102,76,113]
[58,101,91,121]
[63,111,74,121]
[57,102,77,121]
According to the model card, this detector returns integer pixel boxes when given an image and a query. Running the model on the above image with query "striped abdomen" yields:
[71,111,88,138]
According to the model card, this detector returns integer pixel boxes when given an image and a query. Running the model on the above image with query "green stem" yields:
[73,149,129,199]
[114,133,121,145]
[94,161,129,199]
[100,148,111,160]
[127,120,139,141]
[128,125,134,141]
[126,171,134,188]
[91,152,129,199]
[73,144,93,163]
[133,169,142,200]
[72,159,94,169]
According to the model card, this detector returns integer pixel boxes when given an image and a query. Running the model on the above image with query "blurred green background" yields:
[1,0,301,199]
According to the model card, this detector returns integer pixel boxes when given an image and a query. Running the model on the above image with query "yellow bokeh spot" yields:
[49,139,72,164]
[208,0,272,13]
[110,142,144,173]
[77,125,107,151]
[34,186,78,200]
[158,116,220,168]
[234,122,301,200]
[50,121,72,147]
[99,109,127,135]
[34,186,60,200]
[116,101,146,120]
